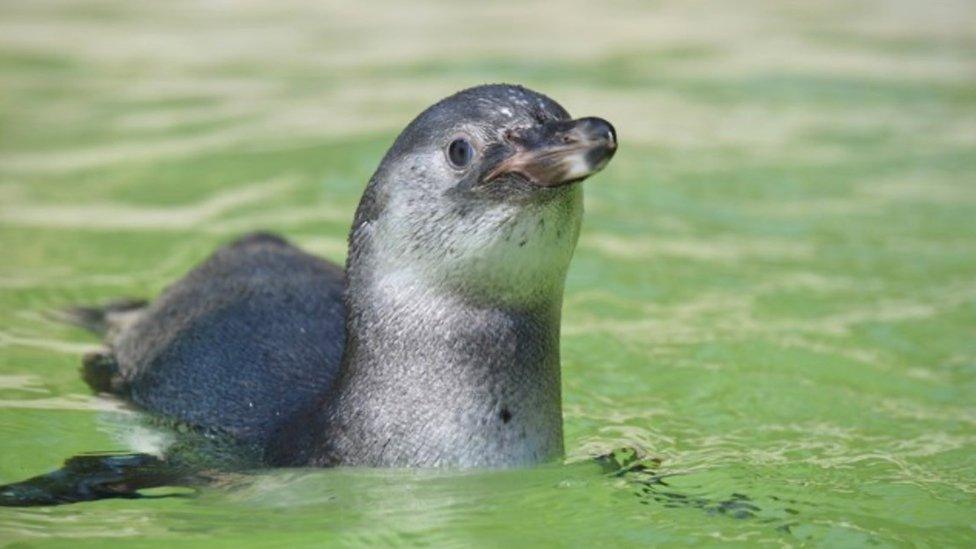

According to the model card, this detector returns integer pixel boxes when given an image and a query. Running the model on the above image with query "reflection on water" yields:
[1,0,975,545]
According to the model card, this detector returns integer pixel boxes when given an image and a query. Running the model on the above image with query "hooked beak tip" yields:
[485,116,617,188]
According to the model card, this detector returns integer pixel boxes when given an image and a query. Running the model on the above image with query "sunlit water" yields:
[1,0,975,545]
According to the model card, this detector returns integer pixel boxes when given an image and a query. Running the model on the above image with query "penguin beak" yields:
[484,117,617,187]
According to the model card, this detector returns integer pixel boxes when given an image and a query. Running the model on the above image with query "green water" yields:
[1,0,975,546]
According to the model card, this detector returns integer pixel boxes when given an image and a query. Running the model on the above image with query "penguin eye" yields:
[446,138,475,168]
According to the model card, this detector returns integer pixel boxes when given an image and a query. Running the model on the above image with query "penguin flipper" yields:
[0,453,196,507]
[81,350,124,394]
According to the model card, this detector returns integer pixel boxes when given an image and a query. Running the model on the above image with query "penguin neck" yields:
[328,256,567,468]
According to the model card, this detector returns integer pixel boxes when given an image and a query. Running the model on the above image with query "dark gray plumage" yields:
[70,84,617,469]
[76,232,346,447]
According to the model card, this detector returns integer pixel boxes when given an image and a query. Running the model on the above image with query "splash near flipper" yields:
[596,447,800,531]
[60,298,148,337]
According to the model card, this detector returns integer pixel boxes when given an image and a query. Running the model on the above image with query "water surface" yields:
[1,0,975,545]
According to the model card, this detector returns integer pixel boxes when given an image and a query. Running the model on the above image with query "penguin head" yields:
[349,84,617,306]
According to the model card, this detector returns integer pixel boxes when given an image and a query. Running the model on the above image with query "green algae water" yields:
[1,0,975,545]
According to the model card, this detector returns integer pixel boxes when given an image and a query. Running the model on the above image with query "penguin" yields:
[0,84,617,505]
